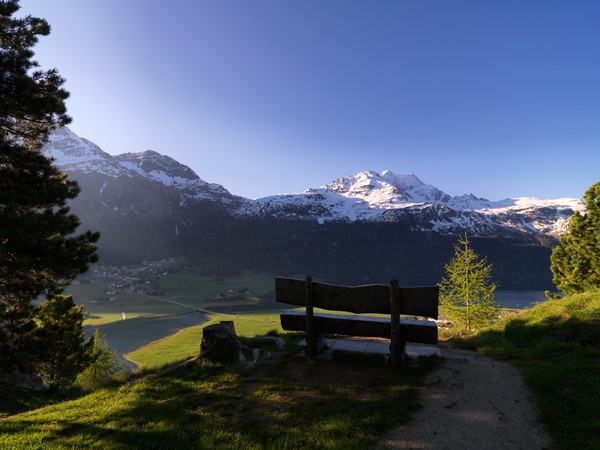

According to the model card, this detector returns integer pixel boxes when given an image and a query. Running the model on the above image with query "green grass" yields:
[125,312,283,370]
[452,289,600,450]
[81,293,188,325]
[158,271,276,306]
[0,336,438,449]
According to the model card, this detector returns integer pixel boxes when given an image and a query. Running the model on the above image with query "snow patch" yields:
[99,179,108,197]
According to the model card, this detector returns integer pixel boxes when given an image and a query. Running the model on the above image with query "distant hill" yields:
[42,127,584,289]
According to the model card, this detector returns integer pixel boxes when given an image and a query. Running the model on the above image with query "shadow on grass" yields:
[0,339,438,449]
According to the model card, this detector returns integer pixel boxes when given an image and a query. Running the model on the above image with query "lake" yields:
[318,279,554,310]
[84,311,209,355]
[494,290,553,309]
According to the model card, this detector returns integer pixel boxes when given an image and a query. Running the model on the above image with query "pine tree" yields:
[550,182,600,295]
[439,235,497,333]
[0,0,99,376]
[0,0,71,145]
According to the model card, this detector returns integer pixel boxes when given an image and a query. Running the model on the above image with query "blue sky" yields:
[19,1,600,200]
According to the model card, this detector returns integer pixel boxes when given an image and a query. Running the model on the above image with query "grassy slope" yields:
[0,338,436,449]
[7,282,598,448]
[453,289,600,450]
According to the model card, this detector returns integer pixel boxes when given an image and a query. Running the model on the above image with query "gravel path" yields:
[377,346,555,449]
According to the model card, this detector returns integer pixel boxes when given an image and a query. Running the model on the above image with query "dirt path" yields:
[378,346,555,449]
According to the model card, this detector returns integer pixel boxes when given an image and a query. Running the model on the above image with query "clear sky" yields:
[18,0,600,200]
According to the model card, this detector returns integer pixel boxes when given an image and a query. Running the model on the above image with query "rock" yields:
[0,372,48,392]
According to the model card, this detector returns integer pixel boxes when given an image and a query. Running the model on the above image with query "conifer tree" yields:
[0,0,99,376]
[439,235,497,333]
[550,182,600,295]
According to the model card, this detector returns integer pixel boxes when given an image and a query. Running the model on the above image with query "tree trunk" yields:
[199,321,247,363]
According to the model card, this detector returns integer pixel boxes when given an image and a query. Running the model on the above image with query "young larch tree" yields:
[439,234,497,333]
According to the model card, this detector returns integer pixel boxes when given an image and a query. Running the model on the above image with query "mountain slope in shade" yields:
[42,127,239,263]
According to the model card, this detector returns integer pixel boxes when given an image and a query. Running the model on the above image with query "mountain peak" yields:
[43,126,123,175]
[312,170,445,205]
[115,150,199,182]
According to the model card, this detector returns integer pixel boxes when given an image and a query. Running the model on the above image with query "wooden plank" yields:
[280,312,438,345]
[399,286,439,319]
[275,277,439,318]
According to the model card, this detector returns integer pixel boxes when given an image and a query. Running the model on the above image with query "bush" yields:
[35,295,90,388]
[76,330,121,390]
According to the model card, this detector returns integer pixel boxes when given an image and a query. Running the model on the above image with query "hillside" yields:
[0,291,597,449]
[456,289,600,449]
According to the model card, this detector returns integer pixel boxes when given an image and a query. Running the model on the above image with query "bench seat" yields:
[280,311,438,345]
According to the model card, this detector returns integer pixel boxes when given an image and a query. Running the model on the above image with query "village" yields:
[78,258,251,301]
[78,258,178,297]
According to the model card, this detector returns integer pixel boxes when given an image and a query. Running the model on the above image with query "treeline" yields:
[93,210,557,289]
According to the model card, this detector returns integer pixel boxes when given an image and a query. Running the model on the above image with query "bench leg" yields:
[305,332,328,357]
[389,279,406,366]
[390,339,407,367]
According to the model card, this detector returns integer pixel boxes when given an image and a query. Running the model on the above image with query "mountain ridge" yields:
[39,127,584,289]
[44,127,584,238]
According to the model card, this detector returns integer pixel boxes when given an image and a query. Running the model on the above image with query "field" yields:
[0,341,435,449]
[65,272,282,328]
[2,276,598,448]
[157,272,277,308]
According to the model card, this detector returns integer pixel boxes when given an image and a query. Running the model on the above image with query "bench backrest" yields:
[275,277,438,319]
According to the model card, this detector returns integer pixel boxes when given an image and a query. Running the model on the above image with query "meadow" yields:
[67,272,281,327]
[1,279,598,448]
[0,339,435,449]
[454,289,600,449]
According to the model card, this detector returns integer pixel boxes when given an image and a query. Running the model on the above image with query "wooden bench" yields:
[276,276,439,366]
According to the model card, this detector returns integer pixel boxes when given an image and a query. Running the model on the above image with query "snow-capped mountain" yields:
[45,127,241,206]
[45,126,123,176]
[44,127,584,239]
[42,127,241,263]
[39,127,586,289]
[238,170,584,237]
